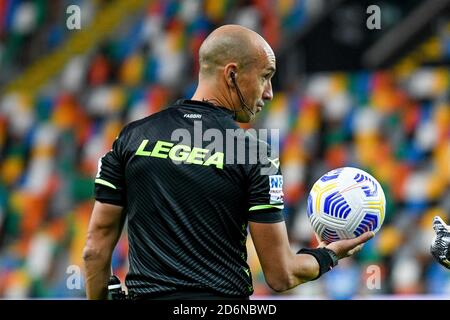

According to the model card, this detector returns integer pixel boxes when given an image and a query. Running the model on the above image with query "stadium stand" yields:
[0,0,449,298]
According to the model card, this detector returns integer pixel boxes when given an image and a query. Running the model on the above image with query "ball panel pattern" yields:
[323,191,351,219]
[322,227,340,243]
[354,172,379,197]
[307,167,386,243]
[353,212,379,237]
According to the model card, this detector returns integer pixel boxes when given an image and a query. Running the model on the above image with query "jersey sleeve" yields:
[94,128,128,206]
[247,148,285,223]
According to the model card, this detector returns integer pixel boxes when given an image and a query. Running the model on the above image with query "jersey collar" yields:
[173,99,235,118]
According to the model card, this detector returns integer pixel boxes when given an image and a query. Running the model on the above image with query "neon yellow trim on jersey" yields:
[267,158,280,169]
[95,178,117,190]
[249,204,284,211]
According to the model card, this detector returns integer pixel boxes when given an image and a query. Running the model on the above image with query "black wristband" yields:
[297,248,339,280]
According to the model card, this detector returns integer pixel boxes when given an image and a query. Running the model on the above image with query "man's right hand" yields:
[324,231,375,259]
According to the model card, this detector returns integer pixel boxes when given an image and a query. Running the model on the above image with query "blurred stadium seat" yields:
[0,0,449,299]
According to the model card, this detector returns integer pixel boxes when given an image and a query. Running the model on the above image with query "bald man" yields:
[83,25,373,300]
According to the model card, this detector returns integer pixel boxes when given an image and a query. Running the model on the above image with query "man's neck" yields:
[191,85,233,111]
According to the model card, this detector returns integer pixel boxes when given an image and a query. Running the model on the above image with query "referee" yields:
[83,25,373,300]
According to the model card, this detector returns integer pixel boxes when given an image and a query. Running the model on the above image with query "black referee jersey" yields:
[94,99,285,298]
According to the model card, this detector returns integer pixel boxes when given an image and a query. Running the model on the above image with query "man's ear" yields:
[224,63,237,88]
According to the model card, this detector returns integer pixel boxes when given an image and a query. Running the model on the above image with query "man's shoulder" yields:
[120,108,172,135]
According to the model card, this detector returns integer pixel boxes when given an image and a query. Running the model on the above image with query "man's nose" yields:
[263,82,273,101]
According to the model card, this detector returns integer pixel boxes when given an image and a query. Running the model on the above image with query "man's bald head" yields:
[192,25,276,123]
[199,25,272,77]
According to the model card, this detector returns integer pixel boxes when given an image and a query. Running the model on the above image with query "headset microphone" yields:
[230,72,255,116]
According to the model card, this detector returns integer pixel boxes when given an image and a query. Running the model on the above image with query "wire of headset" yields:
[230,71,255,117]
[201,72,255,120]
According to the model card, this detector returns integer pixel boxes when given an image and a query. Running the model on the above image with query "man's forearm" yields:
[83,248,112,299]
[289,253,321,287]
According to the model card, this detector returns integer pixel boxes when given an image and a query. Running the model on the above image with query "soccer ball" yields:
[307,167,386,244]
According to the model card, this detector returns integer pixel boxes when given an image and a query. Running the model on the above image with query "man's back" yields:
[95,99,283,298]
[84,25,374,301]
